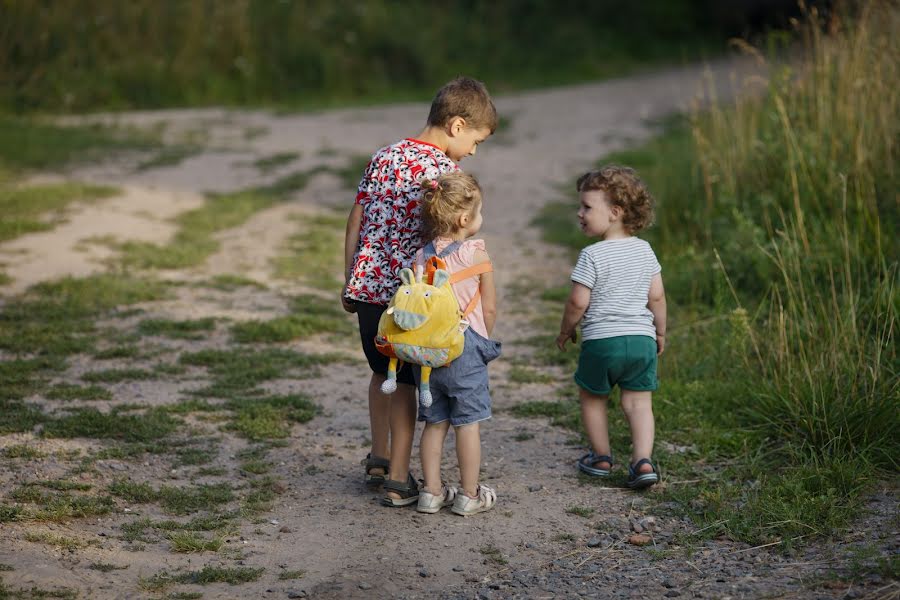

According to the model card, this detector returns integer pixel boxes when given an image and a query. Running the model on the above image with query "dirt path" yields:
[2,59,895,600]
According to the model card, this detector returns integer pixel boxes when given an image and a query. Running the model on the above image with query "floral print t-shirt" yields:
[345,138,458,305]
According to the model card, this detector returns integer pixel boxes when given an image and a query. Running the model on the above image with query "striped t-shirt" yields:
[571,237,661,341]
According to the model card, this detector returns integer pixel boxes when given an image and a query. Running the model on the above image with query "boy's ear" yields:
[447,116,467,136]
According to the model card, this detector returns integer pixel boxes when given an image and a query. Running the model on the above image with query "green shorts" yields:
[574,335,658,396]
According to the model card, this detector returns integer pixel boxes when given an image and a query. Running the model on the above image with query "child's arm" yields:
[474,249,497,336]
[341,204,363,313]
[556,283,590,350]
[647,273,667,355]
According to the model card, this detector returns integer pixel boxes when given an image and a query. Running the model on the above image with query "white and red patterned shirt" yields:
[346,138,458,305]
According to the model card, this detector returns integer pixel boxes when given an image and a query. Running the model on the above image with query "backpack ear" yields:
[399,268,414,285]
[432,269,451,288]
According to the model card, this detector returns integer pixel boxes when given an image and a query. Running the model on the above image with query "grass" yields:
[0,116,159,172]
[1,3,730,113]
[507,365,556,384]
[88,562,128,572]
[143,565,263,590]
[115,169,317,270]
[0,180,119,242]
[81,368,156,383]
[271,211,346,290]
[110,481,234,515]
[137,317,216,340]
[527,5,899,547]
[479,544,508,566]
[2,444,45,459]
[24,531,89,551]
[226,395,319,441]
[566,505,595,518]
[92,345,142,360]
[278,570,306,581]
[0,274,168,358]
[166,531,224,553]
[253,152,299,173]
[230,294,353,343]
[43,408,180,443]
[202,274,266,291]
[179,347,336,398]
[136,145,203,171]
[13,494,114,522]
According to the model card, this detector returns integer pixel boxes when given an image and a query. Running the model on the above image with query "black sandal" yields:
[362,453,390,487]
[577,452,614,477]
[381,473,419,507]
[627,458,659,489]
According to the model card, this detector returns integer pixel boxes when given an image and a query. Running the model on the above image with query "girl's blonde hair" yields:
[576,165,655,233]
[420,172,482,240]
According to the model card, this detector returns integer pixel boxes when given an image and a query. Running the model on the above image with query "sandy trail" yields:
[3,58,889,600]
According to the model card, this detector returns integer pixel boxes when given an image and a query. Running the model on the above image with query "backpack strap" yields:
[423,240,462,260]
[422,240,492,317]
[458,262,493,317]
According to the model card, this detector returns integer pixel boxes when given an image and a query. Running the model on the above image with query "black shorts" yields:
[354,301,416,386]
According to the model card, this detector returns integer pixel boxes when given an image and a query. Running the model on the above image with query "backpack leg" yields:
[381,358,399,394]
[419,366,433,408]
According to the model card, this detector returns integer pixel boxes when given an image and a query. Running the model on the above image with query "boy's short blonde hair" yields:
[427,77,498,134]
[420,172,482,240]
[576,166,656,233]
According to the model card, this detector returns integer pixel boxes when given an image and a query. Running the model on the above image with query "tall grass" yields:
[537,2,898,542]
[689,3,899,471]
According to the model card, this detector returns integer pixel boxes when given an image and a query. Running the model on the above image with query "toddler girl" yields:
[413,172,501,515]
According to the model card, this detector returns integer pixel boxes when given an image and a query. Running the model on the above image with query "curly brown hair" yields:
[420,172,482,240]
[576,165,655,233]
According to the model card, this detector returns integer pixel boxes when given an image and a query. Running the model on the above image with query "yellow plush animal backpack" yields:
[375,241,491,407]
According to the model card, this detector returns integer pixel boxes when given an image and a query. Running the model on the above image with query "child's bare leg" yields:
[455,422,481,497]
[579,387,611,469]
[620,389,655,473]
[385,382,417,496]
[369,373,392,473]
[420,421,450,495]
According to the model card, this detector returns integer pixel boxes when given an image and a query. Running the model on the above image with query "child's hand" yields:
[340,291,357,314]
[656,334,665,355]
[556,331,577,350]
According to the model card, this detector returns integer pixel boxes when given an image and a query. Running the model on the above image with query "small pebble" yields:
[664,591,681,598]
[587,537,603,548]
[453,566,465,572]
[528,484,543,492]
[358,582,372,590]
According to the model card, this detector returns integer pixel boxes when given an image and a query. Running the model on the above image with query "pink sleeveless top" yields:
[414,238,489,339]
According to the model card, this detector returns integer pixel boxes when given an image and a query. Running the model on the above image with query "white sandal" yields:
[451,484,496,516]
[416,485,458,514]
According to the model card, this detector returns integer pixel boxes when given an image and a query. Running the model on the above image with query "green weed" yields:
[230,295,352,343]
[0,274,168,357]
[271,212,345,290]
[278,570,306,581]
[174,565,264,585]
[166,531,224,553]
[253,152,299,173]
[138,317,216,340]
[43,408,179,443]
[81,368,156,383]
[0,181,118,242]
[45,384,112,402]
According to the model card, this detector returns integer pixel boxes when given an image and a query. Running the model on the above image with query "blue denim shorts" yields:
[416,328,502,427]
